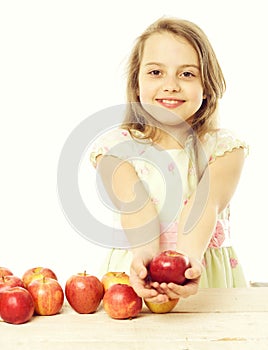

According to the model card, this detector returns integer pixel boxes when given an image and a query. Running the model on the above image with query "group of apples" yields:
[0,250,190,324]
[0,266,64,324]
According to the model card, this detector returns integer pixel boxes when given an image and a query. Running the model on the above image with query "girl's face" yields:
[138,32,206,127]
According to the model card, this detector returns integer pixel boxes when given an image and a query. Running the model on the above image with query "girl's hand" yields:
[150,257,203,300]
[130,252,169,303]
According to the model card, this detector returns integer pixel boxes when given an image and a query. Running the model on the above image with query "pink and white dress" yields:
[90,128,248,287]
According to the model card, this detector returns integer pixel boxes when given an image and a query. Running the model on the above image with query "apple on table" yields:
[65,271,104,314]
[0,267,13,277]
[0,287,35,324]
[0,275,25,293]
[101,271,130,291]
[103,284,142,320]
[27,277,64,316]
[22,267,58,288]
[144,298,179,313]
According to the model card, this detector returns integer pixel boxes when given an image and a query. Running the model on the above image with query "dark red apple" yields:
[0,275,25,293]
[103,284,143,319]
[22,267,58,288]
[101,271,130,291]
[65,271,104,314]
[27,277,64,316]
[148,250,191,285]
[0,267,13,277]
[0,287,34,324]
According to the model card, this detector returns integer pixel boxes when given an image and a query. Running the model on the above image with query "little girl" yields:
[90,17,248,303]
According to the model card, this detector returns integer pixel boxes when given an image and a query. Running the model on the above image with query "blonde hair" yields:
[122,17,226,140]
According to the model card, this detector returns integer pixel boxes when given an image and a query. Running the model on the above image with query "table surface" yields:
[1,288,268,350]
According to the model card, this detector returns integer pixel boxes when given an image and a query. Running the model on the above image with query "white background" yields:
[0,0,267,287]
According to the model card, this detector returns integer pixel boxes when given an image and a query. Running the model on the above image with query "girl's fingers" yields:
[167,281,199,298]
[185,267,201,280]
[144,294,169,304]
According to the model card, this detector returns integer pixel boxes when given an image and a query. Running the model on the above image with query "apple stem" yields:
[43,276,46,283]
[83,270,87,276]
[1,276,5,282]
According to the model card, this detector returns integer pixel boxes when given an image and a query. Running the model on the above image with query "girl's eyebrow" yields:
[144,62,200,70]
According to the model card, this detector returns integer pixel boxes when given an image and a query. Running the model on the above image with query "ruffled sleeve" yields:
[203,129,249,164]
[89,128,149,167]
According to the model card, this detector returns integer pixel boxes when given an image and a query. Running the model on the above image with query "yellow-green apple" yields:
[65,271,104,314]
[27,277,64,316]
[148,250,191,285]
[0,287,34,324]
[0,275,25,293]
[22,267,58,288]
[0,267,13,277]
[101,272,130,291]
[103,284,142,319]
[144,298,179,313]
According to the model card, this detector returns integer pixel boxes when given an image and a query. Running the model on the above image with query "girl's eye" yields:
[180,71,195,78]
[149,70,161,76]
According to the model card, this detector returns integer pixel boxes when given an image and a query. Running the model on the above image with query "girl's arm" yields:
[159,147,245,298]
[96,155,168,302]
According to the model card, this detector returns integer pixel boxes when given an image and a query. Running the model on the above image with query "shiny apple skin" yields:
[103,284,142,319]
[148,250,191,285]
[22,267,58,288]
[27,277,64,316]
[101,272,130,291]
[0,275,25,293]
[65,273,104,314]
[0,287,34,324]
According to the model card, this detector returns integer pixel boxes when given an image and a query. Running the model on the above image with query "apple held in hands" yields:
[0,287,34,324]
[103,284,143,319]
[148,250,191,285]
[22,267,58,288]
[65,271,104,314]
[27,277,64,316]
[101,272,130,291]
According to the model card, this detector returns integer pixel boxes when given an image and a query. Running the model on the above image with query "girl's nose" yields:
[162,76,181,92]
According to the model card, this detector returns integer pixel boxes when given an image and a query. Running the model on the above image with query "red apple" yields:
[101,271,130,291]
[0,267,13,277]
[103,284,143,319]
[65,271,104,314]
[0,275,25,293]
[148,250,191,285]
[27,277,64,316]
[0,287,34,324]
[144,298,179,313]
[22,267,58,288]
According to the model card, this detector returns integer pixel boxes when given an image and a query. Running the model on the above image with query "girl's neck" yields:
[153,124,192,150]
[153,129,190,150]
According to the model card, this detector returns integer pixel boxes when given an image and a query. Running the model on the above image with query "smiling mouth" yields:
[156,99,185,108]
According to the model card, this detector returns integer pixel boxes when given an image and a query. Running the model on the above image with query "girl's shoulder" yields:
[201,128,249,163]
[89,127,148,167]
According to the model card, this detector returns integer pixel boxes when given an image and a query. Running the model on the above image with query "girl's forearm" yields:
[120,200,161,256]
[176,148,245,261]
[97,155,161,254]
[176,199,218,261]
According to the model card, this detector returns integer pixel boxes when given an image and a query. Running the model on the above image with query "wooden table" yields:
[1,288,267,349]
